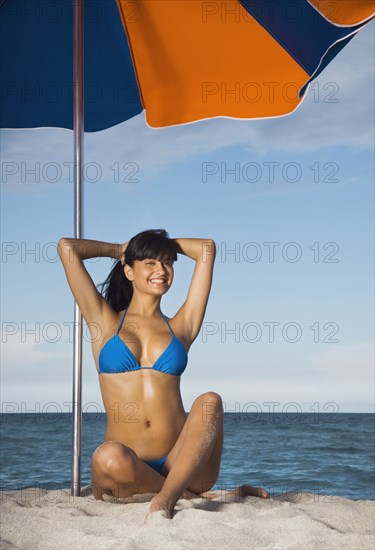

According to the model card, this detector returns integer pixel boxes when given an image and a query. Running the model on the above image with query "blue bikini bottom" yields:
[143,455,167,474]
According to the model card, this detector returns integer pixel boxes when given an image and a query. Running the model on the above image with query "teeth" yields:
[150,278,166,283]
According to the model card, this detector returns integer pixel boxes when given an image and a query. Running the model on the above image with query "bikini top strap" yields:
[116,309,128,334]
[162,314,174,336]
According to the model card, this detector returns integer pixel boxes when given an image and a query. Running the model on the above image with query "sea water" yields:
[1,413,374,500]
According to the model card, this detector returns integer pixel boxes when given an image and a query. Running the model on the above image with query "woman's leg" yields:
[91,441,198,501]
[146,391,224,516]
[147,391,269,518]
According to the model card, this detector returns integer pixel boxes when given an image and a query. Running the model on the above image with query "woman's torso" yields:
[92,309,189,460]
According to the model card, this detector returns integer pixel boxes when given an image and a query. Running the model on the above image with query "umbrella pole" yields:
[71,0,84,497]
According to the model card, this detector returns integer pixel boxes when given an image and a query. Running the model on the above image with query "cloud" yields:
[305,342,373,379]
[1,329,71,384]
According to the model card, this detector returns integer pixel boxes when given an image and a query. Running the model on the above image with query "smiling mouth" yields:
[150,278,167,285]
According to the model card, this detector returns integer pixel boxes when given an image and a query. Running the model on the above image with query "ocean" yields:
[1,413,374,500]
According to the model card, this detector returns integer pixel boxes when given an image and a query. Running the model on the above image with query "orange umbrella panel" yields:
[118,0,374,127]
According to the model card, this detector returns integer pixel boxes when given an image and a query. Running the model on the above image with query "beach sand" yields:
[1,487,374,550]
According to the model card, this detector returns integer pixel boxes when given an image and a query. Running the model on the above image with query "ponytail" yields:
[97,260,132,312]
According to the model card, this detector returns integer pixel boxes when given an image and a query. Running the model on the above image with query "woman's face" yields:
[124,258,174,296]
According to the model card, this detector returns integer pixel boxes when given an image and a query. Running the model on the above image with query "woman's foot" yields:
[144,493,177,522]
[144,487,210,522]
[144,484,269,522]
[238,484,269,498]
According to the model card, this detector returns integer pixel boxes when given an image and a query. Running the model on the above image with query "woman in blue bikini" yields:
[57,229,268,519]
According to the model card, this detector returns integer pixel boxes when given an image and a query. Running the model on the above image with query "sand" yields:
[0,487,374,550]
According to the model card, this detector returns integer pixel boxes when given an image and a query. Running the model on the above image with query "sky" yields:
[1,21,374,415]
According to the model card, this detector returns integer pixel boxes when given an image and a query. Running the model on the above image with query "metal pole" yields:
[72,0,84,497]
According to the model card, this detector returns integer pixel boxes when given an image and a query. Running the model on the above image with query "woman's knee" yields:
[195,391,223,405]
[91,441,137,477]
[196,391,223,407]
[194,392,223,422]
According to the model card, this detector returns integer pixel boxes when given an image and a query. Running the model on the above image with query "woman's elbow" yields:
[57,237,73,257]
[202,239,216,262]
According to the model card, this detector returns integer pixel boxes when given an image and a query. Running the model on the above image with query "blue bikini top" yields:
[98,309,188,376]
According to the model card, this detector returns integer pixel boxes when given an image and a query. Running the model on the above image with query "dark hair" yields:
[97,229,177,312]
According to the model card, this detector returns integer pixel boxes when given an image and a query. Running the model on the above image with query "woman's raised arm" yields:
[57,238,126,326]
[172,238,216,344]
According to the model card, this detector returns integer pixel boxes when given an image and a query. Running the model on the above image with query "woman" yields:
[57,229,268,519]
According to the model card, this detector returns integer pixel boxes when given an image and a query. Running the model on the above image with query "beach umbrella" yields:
[1,0,374,496]
[2,0,374,131]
